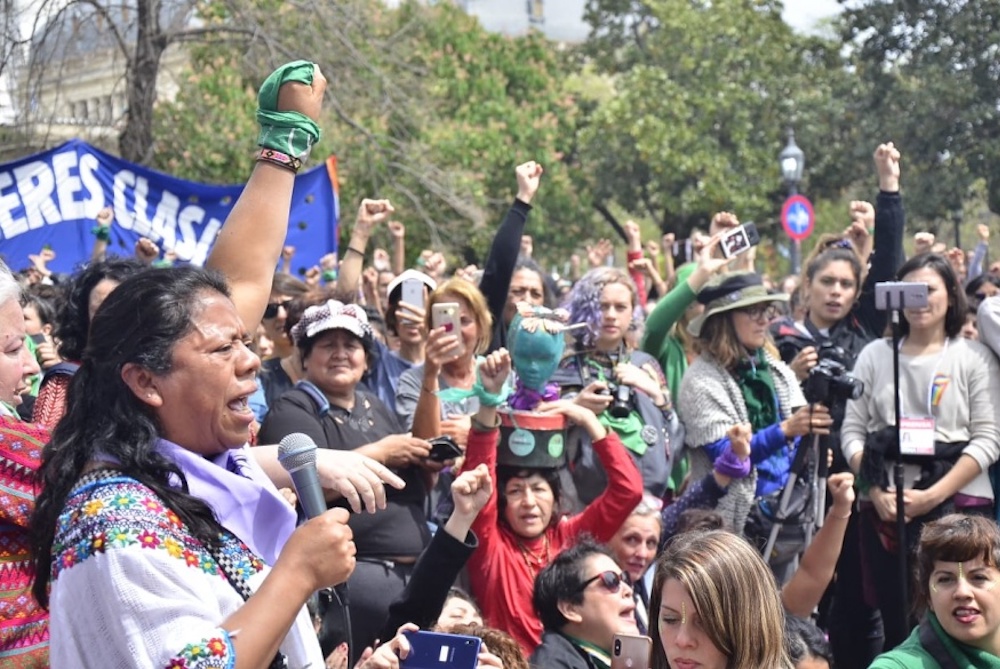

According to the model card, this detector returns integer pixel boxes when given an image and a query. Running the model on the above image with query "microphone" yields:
[278,433,327,519]
[278,433,355,660]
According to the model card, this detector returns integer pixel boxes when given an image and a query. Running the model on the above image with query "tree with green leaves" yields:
[154,0,587,268]
[839,0,1000,226]
[579,0,859,243]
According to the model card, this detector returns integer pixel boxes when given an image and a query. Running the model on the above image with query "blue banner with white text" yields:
[0,138,339,277]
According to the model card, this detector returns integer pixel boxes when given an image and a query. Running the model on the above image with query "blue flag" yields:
[0,138,339,276]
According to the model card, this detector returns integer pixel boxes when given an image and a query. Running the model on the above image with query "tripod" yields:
[761,430,827,573]
[874,280,929,615]
[889,301,909,610]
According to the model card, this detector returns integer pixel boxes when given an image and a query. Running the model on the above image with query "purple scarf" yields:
[156,439,296,566]
[507,379,561,411]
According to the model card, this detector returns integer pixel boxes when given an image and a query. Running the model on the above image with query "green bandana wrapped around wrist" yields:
[257,60,321,159]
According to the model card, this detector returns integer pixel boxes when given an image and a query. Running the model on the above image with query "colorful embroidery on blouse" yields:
[164,631,235,669]
[51,477,265,583]
[0,415,51,669]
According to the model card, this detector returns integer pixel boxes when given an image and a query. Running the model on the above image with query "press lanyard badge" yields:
[899,417,935,456]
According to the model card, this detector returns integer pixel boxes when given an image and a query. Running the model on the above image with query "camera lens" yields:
[614,639,621,654]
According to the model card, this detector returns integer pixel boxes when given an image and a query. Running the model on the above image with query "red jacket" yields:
[466,425,643,656]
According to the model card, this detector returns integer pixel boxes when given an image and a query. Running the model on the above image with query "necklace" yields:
[517,534,551,572]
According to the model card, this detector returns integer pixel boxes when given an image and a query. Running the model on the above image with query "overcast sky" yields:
[467,0,844,41]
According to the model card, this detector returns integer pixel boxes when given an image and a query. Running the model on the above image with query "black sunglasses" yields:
[264,299,293,320]
[577,570,631,594]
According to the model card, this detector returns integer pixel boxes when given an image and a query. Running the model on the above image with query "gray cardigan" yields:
[677,349,805,532]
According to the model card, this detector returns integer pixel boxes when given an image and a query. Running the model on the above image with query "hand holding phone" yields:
[720,222,761,259]
[402,631,482,669]
[401,278,427,310]
[427,435,462,462]
[432,302,466,357]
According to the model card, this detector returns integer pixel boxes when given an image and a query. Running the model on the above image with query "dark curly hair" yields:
[54,257,146,361]
[32,266,232,608]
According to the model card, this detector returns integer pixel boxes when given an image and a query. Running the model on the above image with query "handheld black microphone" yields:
[278,433,353,658]
[278,433,327,519]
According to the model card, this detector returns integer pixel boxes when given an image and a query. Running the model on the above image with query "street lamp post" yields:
[953,208,963,252]
[779,128,805,274]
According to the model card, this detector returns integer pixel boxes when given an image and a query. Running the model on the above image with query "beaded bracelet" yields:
[255,148,302,173]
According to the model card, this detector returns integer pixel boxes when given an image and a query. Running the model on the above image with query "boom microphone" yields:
[278,433,327,519]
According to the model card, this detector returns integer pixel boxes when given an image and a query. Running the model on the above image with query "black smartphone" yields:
[428,435,462,462]
[29,333,47,345]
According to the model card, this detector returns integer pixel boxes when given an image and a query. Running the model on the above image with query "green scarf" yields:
[920,612,1000,668]
[735,349,778,432]
[586,359,648,456]
[567,636,611,669]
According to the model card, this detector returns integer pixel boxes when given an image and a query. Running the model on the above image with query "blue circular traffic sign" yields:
[781,194,814,242]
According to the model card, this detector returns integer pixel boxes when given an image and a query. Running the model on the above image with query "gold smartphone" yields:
[611,634,652,669]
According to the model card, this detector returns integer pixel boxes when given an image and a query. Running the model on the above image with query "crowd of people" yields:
[5,60,1000,669]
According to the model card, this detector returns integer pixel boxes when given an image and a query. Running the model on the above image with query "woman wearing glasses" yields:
[676,271,830,538]
[531,539,640,669]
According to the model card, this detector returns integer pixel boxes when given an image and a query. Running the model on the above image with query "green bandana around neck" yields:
[586,359,648,456]
[923,611,1000,668]
[735,349,778,432]
[568,636,611,669]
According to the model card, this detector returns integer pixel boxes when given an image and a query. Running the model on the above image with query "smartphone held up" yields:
[719,222,761,259]
[432,302,466,357]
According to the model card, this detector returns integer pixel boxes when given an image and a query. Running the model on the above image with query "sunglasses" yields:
[264,299,293,320]
[577,570,631,594]
[738,304,779,321]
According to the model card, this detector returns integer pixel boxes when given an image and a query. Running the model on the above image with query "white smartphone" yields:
[874,281,929,311]
[611,634,652,669]
[401,278,426,310]
[720,222,761,258]
[432,302,466,356]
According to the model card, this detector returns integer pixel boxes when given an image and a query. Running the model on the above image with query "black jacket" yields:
[530,631,601,669]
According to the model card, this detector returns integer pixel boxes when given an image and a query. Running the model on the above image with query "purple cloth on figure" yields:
[507,380,560,411]
[156,438,296,565]
[713,448,751,479]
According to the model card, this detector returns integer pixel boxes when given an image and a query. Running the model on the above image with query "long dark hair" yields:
[55,257,146,361]
[895,253,967,339]
[31,266,231,608]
